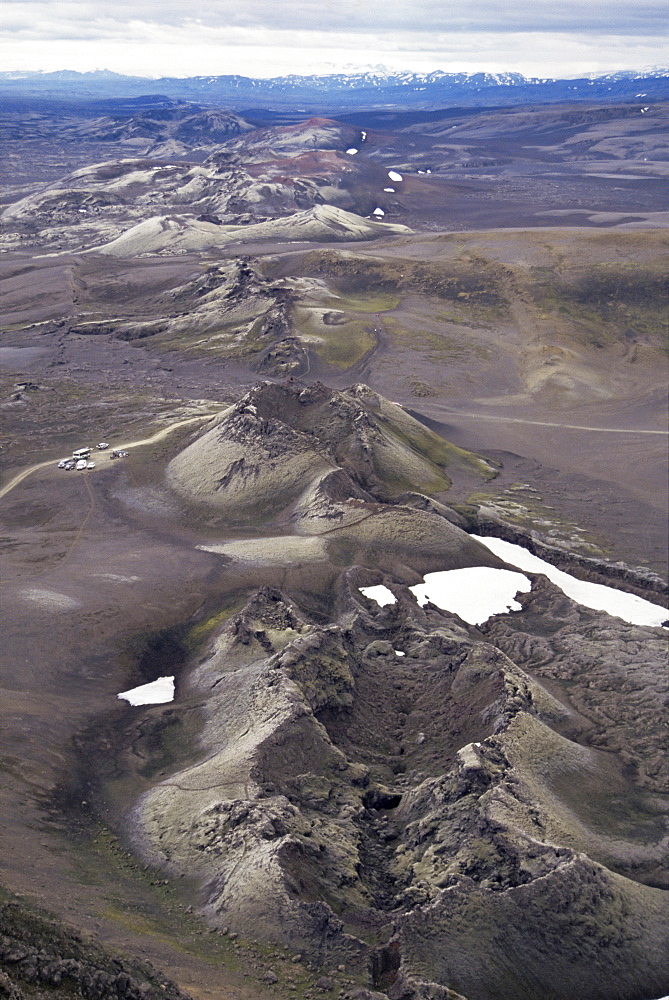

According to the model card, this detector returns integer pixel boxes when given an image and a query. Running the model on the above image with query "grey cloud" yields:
[2,0,668,37]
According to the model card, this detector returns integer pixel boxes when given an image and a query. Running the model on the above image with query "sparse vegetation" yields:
[1,95,668,1000]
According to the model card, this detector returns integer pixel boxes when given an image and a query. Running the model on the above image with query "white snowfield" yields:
[388,170,403,182]
[473,535,668,628]
[360,585,397,607]
[118,676,175,705]
[409,567,531,625]
[360,570,531,624]
[360,536,667,630]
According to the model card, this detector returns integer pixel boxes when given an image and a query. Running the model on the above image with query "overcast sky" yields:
[1,0,667,79]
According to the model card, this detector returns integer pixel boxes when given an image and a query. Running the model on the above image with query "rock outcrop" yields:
[133,578,669,1000]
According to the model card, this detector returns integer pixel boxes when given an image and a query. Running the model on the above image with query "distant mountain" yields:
[1,68,668,110]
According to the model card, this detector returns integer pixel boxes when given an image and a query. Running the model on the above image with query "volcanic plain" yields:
[1,97,668,1000]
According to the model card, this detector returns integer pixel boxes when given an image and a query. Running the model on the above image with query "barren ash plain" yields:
[1,88,668,1000]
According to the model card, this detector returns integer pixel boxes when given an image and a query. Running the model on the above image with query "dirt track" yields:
[417,403,669,435]
[0,415,214,500]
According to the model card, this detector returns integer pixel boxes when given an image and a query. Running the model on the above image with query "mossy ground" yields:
[529,262,669,351]
[383,316,492,365]
[467,484,610,557]
[61,825,365,999]
[291,290,399,370]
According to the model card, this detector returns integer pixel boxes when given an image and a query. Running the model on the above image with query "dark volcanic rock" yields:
[0,898,189,1000]
[130,567,669,998]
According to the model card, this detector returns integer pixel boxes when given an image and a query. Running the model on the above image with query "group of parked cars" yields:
[56,442,129,472]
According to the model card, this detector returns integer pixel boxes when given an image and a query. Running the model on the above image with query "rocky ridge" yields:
[0,117,403,254]
[133,580,669,1000]
[98,381,669,1000]
[0,895,189,1000]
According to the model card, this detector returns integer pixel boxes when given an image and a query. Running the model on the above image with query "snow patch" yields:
[346,147,358,155]
[472,535,668,629]
[95,573,141,583]
[20,588,79,610]
[409,568,531,625]
[118,676,175,705]
[383,187,395,192]
[388,170,403,182]
[373,207,385,216]
[360,585,397,607]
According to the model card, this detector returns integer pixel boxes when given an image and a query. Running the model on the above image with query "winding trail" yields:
[421,403,668,436]
[0,414,214,501]
[58,470,96,568]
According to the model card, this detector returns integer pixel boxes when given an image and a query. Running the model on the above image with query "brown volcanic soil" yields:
[1,102,668,1000]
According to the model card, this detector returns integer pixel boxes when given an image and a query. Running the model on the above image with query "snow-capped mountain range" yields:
[1,68,667,109]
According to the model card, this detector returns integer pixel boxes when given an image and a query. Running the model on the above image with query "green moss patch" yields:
[293,306,377,369]
[529,263,668,352]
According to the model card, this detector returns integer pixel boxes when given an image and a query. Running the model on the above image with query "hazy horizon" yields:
[2,63,667,81]
[1,0,667,81]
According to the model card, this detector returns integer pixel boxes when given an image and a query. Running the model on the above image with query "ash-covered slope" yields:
[1,148,361,230]
[84,106,255,147]
[0,98,254,149]
[167,380,496,534]
[222,116,361,155]
[1,115,407,254]
[95,205,410,257]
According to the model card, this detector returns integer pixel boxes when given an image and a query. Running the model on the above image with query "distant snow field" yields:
[346,147,358,155]
[409,567,532,625]
[383,187,395,192]
[473,535,668,628]
[118,676,175,705]
[373,207,385,216]
[387,170,403,182]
